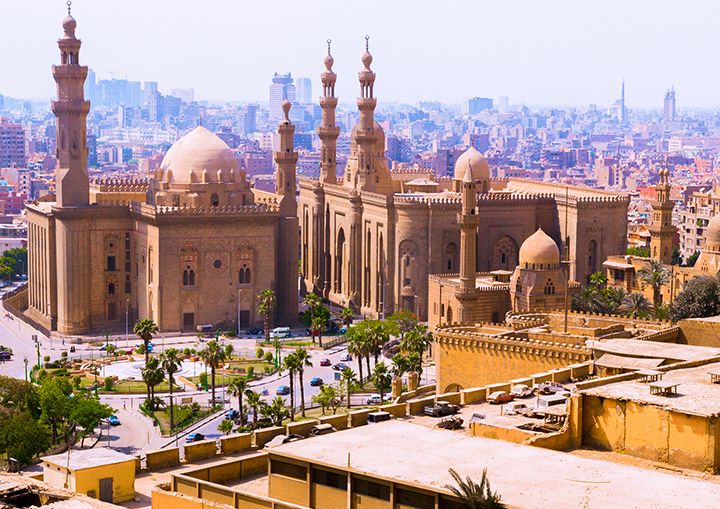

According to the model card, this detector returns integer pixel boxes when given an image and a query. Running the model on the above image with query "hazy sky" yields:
[3,0,720,108]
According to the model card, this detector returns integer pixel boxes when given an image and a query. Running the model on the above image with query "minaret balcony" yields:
[317,126,340,138]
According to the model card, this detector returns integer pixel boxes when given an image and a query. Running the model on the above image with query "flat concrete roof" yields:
[273,420,720,509]
[582,361,720,417]
[43,448,136,471]
[589,338,720,362]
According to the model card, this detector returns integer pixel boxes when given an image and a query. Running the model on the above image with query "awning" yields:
[595,353,664,370]
[602,260,635,270]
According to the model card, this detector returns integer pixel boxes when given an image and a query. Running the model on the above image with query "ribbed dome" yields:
[160,126,239,184]
[705,215,720,252]
[454,147,490,181]
[519,228,560,269]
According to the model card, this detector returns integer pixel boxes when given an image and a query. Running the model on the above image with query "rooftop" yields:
[582,360,720,417]
[273,420,720,508]
[43,448,136,471]
[589,338,720,362]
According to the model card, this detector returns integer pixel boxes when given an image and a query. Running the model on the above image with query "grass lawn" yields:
[154,404,217,435]
[77,376,181,394]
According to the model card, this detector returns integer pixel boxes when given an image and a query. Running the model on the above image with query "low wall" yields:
[471,422,531,443]
[550,368,572,383]
[379,403,406,418]
[486,382,511,394]
[254,426,285,448]
[569,362,592,379]
[435,392,461,405]
[460,387,486,405]
[318,414,348,430]
[407,395,436,415]
[349,408,371,427]
[184,439,218,463]
[530,372,553,384]
[286,420,318,437]
[146,448,180,470]
[525,428,572,451]
[219,433,252,455]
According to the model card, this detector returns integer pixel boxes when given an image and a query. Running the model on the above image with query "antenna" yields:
[562,185,573,334]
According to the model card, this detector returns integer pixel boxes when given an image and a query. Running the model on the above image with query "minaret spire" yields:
[456,164,480,322]
[53,1,90,207]
[649,166,675,264]
[351,35,379,190]
[318,39,339,184]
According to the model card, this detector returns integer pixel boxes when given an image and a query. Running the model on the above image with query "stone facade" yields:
[25,13,297,334]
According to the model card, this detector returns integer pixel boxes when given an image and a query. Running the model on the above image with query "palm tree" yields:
[293,348,313,417]
[282,352,300,420]
[134,318,158,401]
[621,292,653,318]
[638,259,670,308]
[340,307,354,326]
[346,327,367,384]
[400,324,433,355]
[245,389,262,429]
[227,377,248,425]
[199,340,226,406]
[596,286,626,315]
[340,367,357,409]
[368,321,390,364]
[257,289,276,343]
[572,286,597,313]
[311,315,327,347]
[407,352,423,379]
[159,348,182,430]
[141,358,164,411]
[218,418,234,435]
[370,362,391,405]
[387,310,418,341]
[445,468,505,509]
[264,396,289,426]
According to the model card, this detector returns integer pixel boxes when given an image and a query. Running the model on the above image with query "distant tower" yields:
[456,166,481,322]
[618,80,627,125]
[318,40,339,184]
[663,88,676,122]
[274,100,299,323]
[268,73,295,121]
[649,168,675,265]
[53,1,90,207]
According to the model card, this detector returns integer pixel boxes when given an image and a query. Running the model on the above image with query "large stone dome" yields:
[705,215,720,252]
[454,147,490,181]
[160,126,239,184]
[519,228,560,269]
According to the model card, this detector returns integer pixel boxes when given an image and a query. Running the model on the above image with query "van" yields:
[368,411,392,423]
[504,401,531,416]
[197,324,214,338]
[534,394,568,414]
[270,327,292,339]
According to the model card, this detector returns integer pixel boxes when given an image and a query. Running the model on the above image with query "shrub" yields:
[264,352,273,363]
[61,351,68,359]
[246,366,255,378]
[104,377,114,391]
[73,375,82,389]
[264,366,272,375]
[43,355,50,363]
[256,347,264,359]
[198,372,208,389]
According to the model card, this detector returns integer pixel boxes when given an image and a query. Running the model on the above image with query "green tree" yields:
[445,468,505,509]
[198,371,208,390]
[386,311,418,340]
[311,315,328,347]
[685,251,700,267]
[69,395,113,447]
[200,340,227,406]
[293,348,313,417]
[407,352,423,378]
[670,275,720,322]
[620,293,653,318]
[626,246,650,258]
[263,396,289,426]
[141,358,164,411]
[257,289,276,343]
[282,352,301,420]
[244,389,263,429]
[400,324,433,355]
[340,367,357,409]
[133,318,158,401]
[224,343,234,360]
[367,321,390,364]
[340,307,354,326]
[346,326,369,384]
[160,348,182,430]
[0,376,40,417]
[39,376,72,443]
[370,362,391,405]
[227,377,248,425]
[2,247,27,276]
[0,411,50,465]
[218,418,234,435]
[103,377,114,391]
[638,260,670,308]
[391,353,409,380]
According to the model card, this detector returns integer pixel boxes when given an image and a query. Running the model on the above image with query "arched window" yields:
[515,280,523,293]
[239,264,251,284]
[447,307,453,324]
[107,282,115,296]
[440,303,445,318]
[544,279,555,295]
[182,266,196,287]
[211,193,219,207]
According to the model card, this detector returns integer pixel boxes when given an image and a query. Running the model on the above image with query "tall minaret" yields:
[649,167,675,265]
[619,80,627,125]
[274,100,299,324]
[52,1,90,207]
[354,35,378,190]
[318,40,339,184]
[458,166,480,295]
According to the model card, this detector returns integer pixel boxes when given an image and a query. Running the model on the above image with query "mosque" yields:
[24,9,298,334]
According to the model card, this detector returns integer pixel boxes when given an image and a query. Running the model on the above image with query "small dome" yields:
[62,15,77,37]
[519,228,560,269]
[362,51,373,70]
[159,126,239,184]
[324,53,334,71]
[454,147,490,181]
[705,215,720,252]
[281,100,291,121]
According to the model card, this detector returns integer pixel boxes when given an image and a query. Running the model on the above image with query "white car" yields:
[511,384,534,398]
[504,402,532,416]
[366,394,391,405]
[340,353,352,362]
[270,327,292,339]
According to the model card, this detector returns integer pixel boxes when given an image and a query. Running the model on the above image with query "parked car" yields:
[366,394,391,405]
[264,434,304,449]
[270,327,292,339]
[197,324,214,338]
[487,391,514,404]
[424,401,459,417]
[319,358,331,367]
[107,415,121,426]
[245,327,263,336]
[186,433,205,443]
[276,385,290,395]
[309,424,336,436]
[511,384,534,398]
[310,377,323,387]
[504,402,532,416]
[332,362,348,371]
[225,409,239,421]
[339,353,352,362]
[533,381,566,395]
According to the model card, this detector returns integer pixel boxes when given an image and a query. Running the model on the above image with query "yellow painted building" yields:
[42,448,136,504]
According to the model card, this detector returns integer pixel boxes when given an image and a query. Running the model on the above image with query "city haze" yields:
[3,0,720,107]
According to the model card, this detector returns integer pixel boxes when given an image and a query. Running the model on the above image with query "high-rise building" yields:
[171,88,195,103]
[618,80,627,125]
[143,81,158,106]
[467,97,493,114]
[243,104,257,135]
[0,94,4,112]
[269,73,295,121]
[664,87,676,122]
[497,96,509,113]
[0,118,26,168]
[84,68,96,105]
[296,77,312,104]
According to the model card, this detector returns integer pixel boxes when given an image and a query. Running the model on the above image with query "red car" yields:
[320,358,331,367]
[487,391,514,404]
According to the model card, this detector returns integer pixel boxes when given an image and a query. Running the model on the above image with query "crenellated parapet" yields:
[128,201,278,218]
[90,177,150,192]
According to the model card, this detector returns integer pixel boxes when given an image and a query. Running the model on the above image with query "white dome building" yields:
[510,228,566,312]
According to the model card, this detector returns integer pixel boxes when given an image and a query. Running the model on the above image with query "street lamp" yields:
[23,357,28,381]
[125,299,129,350]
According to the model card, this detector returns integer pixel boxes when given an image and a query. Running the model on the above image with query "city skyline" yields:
[2,0,720,108]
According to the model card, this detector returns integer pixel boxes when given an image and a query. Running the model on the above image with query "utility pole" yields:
[562,186,572,334]
[125,298,129,350]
